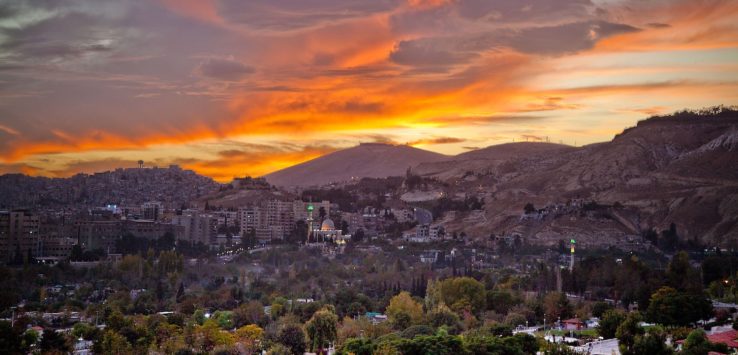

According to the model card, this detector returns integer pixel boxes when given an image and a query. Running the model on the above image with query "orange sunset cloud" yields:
[0,0,736,181]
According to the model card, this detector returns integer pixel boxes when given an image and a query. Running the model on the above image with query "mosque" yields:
[305,203,350,246]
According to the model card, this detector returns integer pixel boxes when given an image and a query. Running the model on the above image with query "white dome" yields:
[321,218,335,231]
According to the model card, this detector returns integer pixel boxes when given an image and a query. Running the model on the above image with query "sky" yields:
[0,0,737,182]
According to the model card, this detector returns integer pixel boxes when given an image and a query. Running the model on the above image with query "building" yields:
[76,219,184,252]
[171,210,215,245]
[562,318,584,331]
[39,236,76,259]
[238,199,319,242]
[294,200,330,222]
[0,210,41,262]
[123,219,184,241]
[214,210,238,229]
[310,218,350,244]
[142,201,163,221]
[76,220,122,252]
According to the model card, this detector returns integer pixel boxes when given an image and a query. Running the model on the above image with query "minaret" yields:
[306,203,314,244]
[569,239,576,271]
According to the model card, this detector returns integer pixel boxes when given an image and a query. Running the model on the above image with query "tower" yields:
[306,203,314,244]
[138,160,144,169]
[569,239,576,271]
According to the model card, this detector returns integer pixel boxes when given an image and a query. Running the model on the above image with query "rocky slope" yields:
[434,108,738,247]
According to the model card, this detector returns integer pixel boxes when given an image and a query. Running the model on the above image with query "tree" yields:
[0,321,31,354]
[627,327,674,355]
[433,277,486,316]
[591,301,614,318]
[341,338,375,355]
[386,291,423,330]
[646,287,712,326]
[666,251,702,293]
[193,319,235,352]
[598,309,626,339]
[97,330,132,355]
[393,333,465,355]
[428,304,461,332]
[486,290,519,315]
[306,307,338,352]
[543,292,572,322]
[72,322,98,340]
[681,329,730,355]
[277,324,306,355]
[235,324,263,354]
[616,312,644,354]
[267,343,292,355]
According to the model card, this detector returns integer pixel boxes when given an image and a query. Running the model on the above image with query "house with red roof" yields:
[707,329,738,349]
[562,318,584,331]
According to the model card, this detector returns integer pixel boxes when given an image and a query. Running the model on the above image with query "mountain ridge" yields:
[263,142,449,187]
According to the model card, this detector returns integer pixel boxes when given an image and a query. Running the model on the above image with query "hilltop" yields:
[263,143,449,187]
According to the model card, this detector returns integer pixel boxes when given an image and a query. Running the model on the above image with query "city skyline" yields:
[1,0,737,181]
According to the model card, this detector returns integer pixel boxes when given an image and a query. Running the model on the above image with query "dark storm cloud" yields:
[196,57,255,81]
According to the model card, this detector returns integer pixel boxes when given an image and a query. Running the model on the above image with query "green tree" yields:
[277,324,306,355]
[616,312,644,354]
[39,329,71,353]
[340,337,375,355]
[306,307,338,352]
[486,290,519,315]
[97,330,132,355]
[591,301,614,318]
[428,304,461,332]
[666,251,702,293]
[627,326,674,355]
[72,322,98,340]
[0,321,31,354]
[598,309,626,339]
[682,329,730,355]
[393,333,465,355]
[646,287,712,326]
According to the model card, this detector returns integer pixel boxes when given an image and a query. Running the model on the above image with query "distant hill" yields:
[263,143,448,187]
[0,166,219,208]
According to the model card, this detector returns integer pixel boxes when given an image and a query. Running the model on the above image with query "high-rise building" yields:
[0,210,41,262]
[238,199,306,242]
[142,201,163,221]
[171,210,215,245]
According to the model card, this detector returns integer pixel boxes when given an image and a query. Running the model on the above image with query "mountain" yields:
[264,143,448,187]
[414,142,576,180]
[428,107,738,246]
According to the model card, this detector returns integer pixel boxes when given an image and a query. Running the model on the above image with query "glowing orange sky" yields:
[0,0,737,181]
